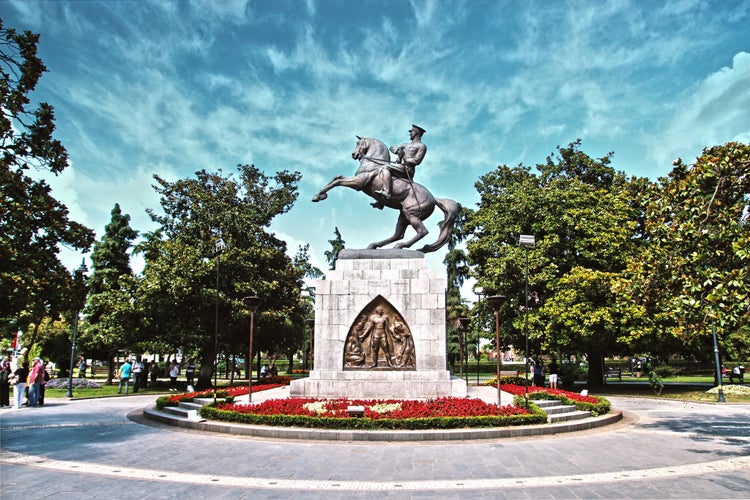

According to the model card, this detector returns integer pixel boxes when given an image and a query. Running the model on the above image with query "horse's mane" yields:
[361,136,389,160]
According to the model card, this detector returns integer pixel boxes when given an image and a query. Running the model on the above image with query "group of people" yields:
[0,355,51,410]
[722,364,746,384]
[529,358,560,389]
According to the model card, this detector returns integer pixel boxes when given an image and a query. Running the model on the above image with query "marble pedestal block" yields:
[290,249,467,399]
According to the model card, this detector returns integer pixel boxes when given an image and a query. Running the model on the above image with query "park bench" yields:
[604,368,622,381]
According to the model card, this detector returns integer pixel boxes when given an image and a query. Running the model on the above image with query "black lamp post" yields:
[519,234,535,408]
[213,237,225,403]
[711,318,726,403]
[66,259,88,398]
[459,318,471,384]
[243,295,261,402]
[486,295,506,406]
[473,286,484,385]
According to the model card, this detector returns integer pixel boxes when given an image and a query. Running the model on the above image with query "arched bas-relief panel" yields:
[343,295,416,370]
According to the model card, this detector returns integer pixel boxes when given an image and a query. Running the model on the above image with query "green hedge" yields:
[484,375,528,386]
[199,405,548,430]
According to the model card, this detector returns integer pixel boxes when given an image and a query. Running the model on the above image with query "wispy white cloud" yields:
[651,51,750,167]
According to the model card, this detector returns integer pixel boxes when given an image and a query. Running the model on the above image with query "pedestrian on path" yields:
[131,358,144,393]
[0,356,11,407]
[168,361,180,391]
[10,361,28,409]
[149,361,159,387]
[117,359,132,394]
[547,358,559,389]
[27,357,44,406]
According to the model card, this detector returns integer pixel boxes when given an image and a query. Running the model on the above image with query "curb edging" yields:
[143,406,623,441]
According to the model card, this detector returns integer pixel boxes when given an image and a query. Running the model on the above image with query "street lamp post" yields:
[213,237,225,403]
[459,318,471,384]
[486,295,506,406]
[711,318,726,403]
[473,286,484,385]
[66,259,88,398]
[519,234,535,409]
[243,295,261,402]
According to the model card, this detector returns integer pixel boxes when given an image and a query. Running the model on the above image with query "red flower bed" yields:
[167,383,285,403]
[218,396,531,419]
[498,384,600,403]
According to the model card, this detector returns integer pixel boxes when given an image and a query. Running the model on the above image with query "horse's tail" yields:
[418,198,459,253]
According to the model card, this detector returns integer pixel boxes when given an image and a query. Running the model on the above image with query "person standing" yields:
[27,357,44,406]
[131,358,143,393]
[117,358,132,394]
[38,360,51,405]
[185,361,196,389]
[0,357,11,408]
[548,358,560,389]
[149,361,159,387]
[78,356,87,378]
[168,360,180,391]
[10,361,28,409]
[533,359,545,387]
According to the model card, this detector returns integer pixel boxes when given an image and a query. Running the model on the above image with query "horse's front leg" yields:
[312,175,344,202]
[312,173,371,202]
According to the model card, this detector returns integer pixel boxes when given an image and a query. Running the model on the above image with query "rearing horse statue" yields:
[312,136,458,253]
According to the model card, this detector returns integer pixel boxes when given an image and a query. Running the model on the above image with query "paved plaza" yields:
[1,393,749,498]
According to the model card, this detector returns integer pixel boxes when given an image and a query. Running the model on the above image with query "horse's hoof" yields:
[312,193,327,202]
[367,243,379,249]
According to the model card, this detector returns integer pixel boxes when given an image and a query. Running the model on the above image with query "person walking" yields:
[168,361,180,391]
[10,360,29,409]
[0,356,11,408]
[117,358,132,394]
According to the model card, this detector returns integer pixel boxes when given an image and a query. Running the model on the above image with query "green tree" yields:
[138,165,305,388]
[0,20,94,347]
[467,141,646,387]
[324,227,346,270]
[81,204,139,383]
[625,142,750,363]
[444,206,470,373]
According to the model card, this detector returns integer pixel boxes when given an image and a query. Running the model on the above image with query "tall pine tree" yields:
[82,204,138,383]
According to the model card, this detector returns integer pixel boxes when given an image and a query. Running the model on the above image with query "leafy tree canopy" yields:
[0,20,94,334]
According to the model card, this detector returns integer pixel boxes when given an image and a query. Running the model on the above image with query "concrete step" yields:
[548,410,592,423]
[163,404,204,422]
[540,404,577,415]
[527,398,592,423]
[178,401,204,411]
[530,399,561,408]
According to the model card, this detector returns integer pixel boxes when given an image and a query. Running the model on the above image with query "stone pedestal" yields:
[290,249,467,399]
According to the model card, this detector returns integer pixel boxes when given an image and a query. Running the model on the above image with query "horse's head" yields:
[352,135,370,160]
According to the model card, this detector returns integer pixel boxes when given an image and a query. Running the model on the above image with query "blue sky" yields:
[2,0,749,280]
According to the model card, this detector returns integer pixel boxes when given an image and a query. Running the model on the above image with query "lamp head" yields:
[519,235,536,249]
[486,295,506,311]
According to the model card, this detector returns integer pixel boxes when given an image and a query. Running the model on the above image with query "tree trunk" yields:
[197,350,213,390]
[107,354,115,385]
[587,351,605,390]
[287,350,294,374]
